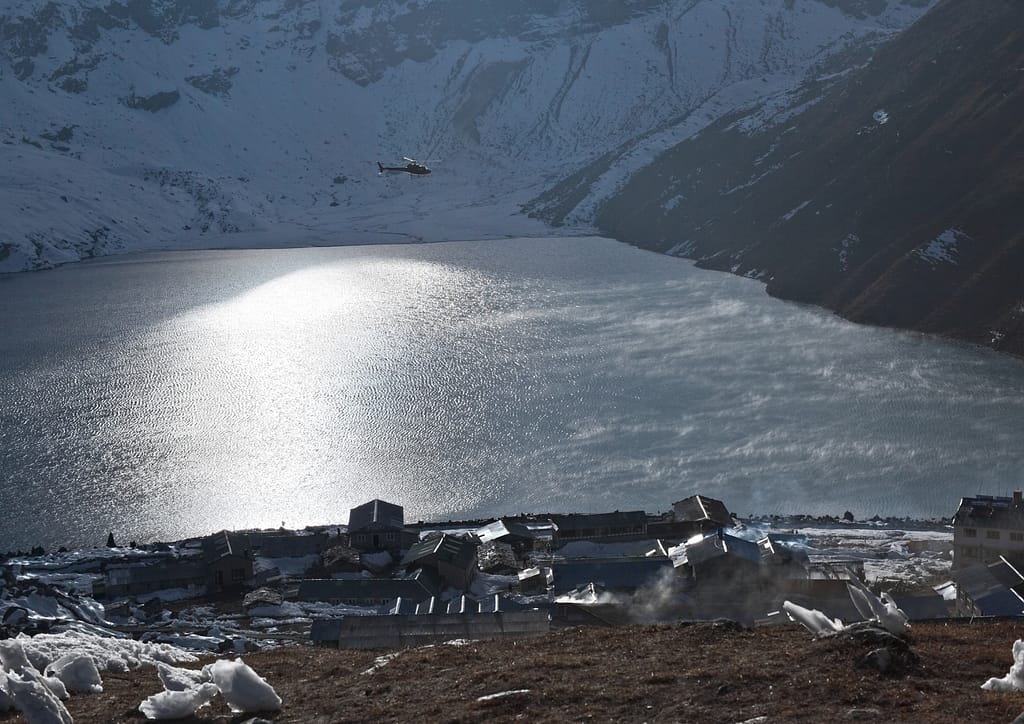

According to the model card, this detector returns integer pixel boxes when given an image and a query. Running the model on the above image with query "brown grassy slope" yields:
[6,620,1024,723]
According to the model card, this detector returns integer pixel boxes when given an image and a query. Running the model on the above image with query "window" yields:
[964,528,977,538]
[386,532,396,541]
[987,530,1001,540]
[1012,532,1024,542]
[231,568,246,582]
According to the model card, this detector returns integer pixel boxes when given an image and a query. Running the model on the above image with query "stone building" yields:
[952,492,1024,569]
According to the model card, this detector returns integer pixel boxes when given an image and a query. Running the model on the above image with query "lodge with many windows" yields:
[952,492,1024,569]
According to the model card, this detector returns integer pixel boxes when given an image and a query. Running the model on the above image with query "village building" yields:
[666,529,864,623]
[647,494,735,539]
[310,607,550,649]
[669,529,763,582]
[97,560,206,599]
[758,535,811,570]
[295,577,436,606]
[952,493,1024,569]
[320,544,363,575]
[401,533,478,590]
[202,531,255,591]
[248,530,330,558]
[518,566,553,595]
[475,519,544,553]
[549,511,647,545]
[888,591,950,620]
[673,494,733,528]
[347,499,419,555]
[476,540,518,574]
[549,558,672,595]
[952,556,1024,616]
[96,531,255,599]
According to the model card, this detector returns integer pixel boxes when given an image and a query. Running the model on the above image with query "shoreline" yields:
[1,510,953,561]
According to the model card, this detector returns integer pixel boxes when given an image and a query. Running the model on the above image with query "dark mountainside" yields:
[588,0,1024,357]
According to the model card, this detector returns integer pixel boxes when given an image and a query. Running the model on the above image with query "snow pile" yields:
[846,580,909,635]
[138,659,281,720]
[981,639,1024,692]
[2,673,72,724]
[1,630,202,722]
[18,630,198,673]
[1,638,73,723]
[784,582,909,636]
[362,651,402,676]
[44,655,103,694]
[139,683,220,720]
[205,658,282,714]
[782,600,844,635]
[155,661,207,692]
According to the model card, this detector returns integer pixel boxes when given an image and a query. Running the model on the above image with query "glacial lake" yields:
[2,237,1023,551]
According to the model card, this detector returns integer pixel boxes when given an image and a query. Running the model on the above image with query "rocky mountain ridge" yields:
[6,1,1012,356]
[1,0,930,270]
[582,0,1024,356]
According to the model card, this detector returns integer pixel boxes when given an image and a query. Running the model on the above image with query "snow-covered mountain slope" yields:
[0,0,932,273]
[589,0,1024,357]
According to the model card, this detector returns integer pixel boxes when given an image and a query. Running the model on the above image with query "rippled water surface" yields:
[2,237,1023,549]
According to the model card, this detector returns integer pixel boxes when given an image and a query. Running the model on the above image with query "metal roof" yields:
[954,494,1024,530]
[445,595,479,615]
[348,499,405,531]
[953,557,1024,616]
[407,566,444,595]
[550,511,647,532]
[402,533,477,569]
[475,519,537,543]
[202,531,252,561]
[296,578,431,602]
[675,529,762,567]
[379,597,420,615]
[108,561,205,584]
[477,594,526,613]
[889,592,949,620]
[550,558,672,594]
[671,495,733,527]
[249,532,329,557]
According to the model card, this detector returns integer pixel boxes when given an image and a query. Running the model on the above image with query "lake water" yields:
[2,237,1023,551]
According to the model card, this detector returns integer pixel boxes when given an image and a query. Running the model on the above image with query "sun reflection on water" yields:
[118,257,480,536]
[3,239,1024,550]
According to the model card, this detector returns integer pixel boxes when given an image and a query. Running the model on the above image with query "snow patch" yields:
[836,233,859,272]
[665,240,695,257]
[662,194,685,211]
[781,199,811,222]
[477,688,531,702]
[982,639,1024,692]
[916,227,970,266]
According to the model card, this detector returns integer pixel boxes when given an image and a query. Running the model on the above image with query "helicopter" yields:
[377,157,432,175]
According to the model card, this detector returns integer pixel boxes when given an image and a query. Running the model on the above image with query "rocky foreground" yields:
[4,619,1024,723]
